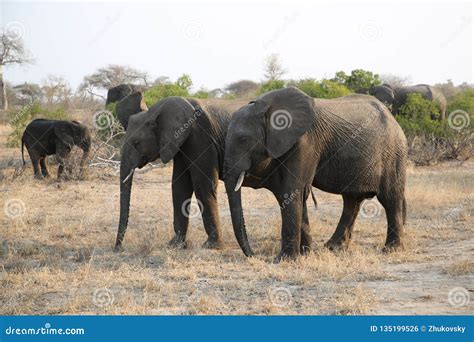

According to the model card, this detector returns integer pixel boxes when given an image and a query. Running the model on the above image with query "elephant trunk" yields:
[224,174,254,257]
[115,152,134,251]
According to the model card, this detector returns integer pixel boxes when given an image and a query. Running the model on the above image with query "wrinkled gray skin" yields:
[114,94,247,251]
[105,84,148,130]
[392,84,447,120]
[22,119,91,179]
[223,87,408,260]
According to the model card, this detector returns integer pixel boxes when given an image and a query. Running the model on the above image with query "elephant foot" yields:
[324,239,349,252]
[382,240,404,253]
[274,250,298,263]
[168,235,188,249]
[202,238,223,250]
[34,174,44,180]
[300,245,312,255]
[113,243,124,252]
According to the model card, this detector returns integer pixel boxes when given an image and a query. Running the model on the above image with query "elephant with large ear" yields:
[392,84,447,120]
[114,95,247,251]
[223,87,408,260]
[22,119,91,179]
[106,84,140,106]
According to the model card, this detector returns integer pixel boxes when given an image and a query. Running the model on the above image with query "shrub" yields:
[7,103,69,147]
[193,89,210,99]
[258,80,285,94]
[447,88,474,115]
[398,93,440,120]
[144,83,189,107]
[295,79,351,99]
[332,69,381,91]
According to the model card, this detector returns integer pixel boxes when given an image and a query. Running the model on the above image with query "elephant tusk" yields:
[234,171,245,192]
[123,169,135,183]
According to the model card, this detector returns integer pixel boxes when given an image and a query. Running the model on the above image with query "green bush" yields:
[332,69,381,91]
[295,79,351,99]
[144,83,189,107]
[447,88,474,115]
[7,103,69,147]
[258,80,285,94]
[396,95,472,165]
[193,89,210,99]
[398,93,440,120]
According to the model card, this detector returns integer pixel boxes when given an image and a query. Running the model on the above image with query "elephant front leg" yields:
[191,169,223,250]
[39,157,50,178]
[170,166,193,249]
[275,189,304,261]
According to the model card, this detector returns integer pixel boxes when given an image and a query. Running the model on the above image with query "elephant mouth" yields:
[138,156,148,169]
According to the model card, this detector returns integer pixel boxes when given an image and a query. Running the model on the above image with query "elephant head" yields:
[223,87,315,256]
[368,85,395,108]
[115,96,203,250]
[106,84,139,106]
[54,120,91,178]
[115,91,148,130]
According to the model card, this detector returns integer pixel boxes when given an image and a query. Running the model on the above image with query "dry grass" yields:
[0,124,473,315]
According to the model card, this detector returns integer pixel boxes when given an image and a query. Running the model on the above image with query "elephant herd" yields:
[21,84,410,261]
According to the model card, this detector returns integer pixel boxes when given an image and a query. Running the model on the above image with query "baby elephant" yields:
[22,119,91,179]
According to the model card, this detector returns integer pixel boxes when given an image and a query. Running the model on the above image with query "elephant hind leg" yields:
[28,150,42,179]
[325,195,363,250]
[40,157,50,177]
[377,192,405,252]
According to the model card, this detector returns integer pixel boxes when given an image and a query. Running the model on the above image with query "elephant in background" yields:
[114,93,248,251]
[22,119,91,179]
[358,84,447,120]
[223,87,408,260]
[392,84,447,120]
[106,84,148,130]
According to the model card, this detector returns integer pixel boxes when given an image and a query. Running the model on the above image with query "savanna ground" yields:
[0,122,472,315]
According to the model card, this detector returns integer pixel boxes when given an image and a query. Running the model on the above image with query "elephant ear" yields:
[156,97,201,164]
[54,121,75,147]
[116,92,147,130]
[262,87,315,158]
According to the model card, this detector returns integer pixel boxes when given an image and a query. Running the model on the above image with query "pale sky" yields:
[1,0,473,92]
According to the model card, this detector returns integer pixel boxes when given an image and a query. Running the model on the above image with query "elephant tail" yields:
[21,138,26,166]
[310,188,318,208]
[402,196,407,225]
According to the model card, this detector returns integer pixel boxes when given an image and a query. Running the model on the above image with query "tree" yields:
[143,74,194,106]
[79,64,149,100]
[380,74,410,89]
[295,79,351,99]
[258,80,285,95]
[0,31,34,109]
[225,80,259,98]
[263,54,286,81]
[13,82,43,105]
[176,74,193,92]
[42,75,72,107]
[332,69,380,91]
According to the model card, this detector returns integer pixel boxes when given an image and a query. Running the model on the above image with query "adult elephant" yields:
[22,119,91,179]
[106,84,148,130]
[223,87,408,260]
[114,94,247,251]
[392,84,447,120]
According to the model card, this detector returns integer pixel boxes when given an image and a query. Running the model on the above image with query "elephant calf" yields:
[22,119,91,179]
